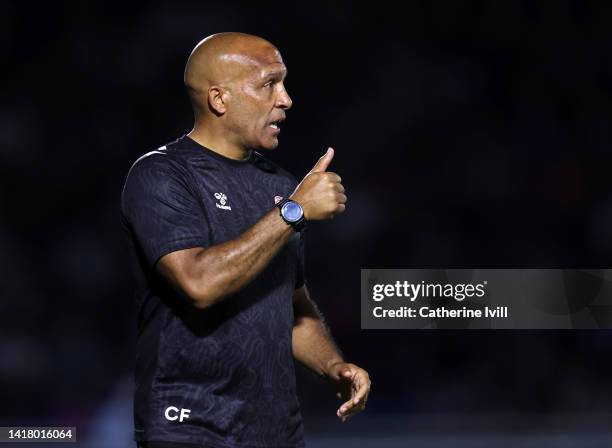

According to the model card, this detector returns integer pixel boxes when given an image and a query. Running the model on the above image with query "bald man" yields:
[121,33,370,448]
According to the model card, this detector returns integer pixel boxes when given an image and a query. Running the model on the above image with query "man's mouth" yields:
[268,117,285,132]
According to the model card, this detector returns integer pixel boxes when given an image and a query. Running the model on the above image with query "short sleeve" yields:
[121,154,209,269]
[295,231,306,289]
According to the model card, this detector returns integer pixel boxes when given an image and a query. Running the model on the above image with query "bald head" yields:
[185,32,282,118]
[184,32,292,153]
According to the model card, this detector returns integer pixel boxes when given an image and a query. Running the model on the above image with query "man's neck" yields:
[188,126,251,161]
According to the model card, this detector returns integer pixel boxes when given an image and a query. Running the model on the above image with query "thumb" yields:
[309,147,334,173]
[341,368,354,380]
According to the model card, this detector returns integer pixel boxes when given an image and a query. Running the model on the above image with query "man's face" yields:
[226,47,292,150]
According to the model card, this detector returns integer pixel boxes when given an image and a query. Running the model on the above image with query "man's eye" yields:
[264,81,274,88]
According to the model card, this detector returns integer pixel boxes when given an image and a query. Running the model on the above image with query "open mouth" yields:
[268,117,285,132]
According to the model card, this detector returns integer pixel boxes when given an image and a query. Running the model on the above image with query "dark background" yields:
[2,1,612,446]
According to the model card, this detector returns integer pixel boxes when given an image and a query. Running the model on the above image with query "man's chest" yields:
[190,166,295,242]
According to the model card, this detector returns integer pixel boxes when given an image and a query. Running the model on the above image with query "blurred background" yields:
[2,0,612,446]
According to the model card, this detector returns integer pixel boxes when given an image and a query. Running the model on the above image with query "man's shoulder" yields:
[126,137,192,178]
[121,138,198,209]
[130,146,169,170]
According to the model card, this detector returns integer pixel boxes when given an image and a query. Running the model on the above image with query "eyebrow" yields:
[262,69,288,80]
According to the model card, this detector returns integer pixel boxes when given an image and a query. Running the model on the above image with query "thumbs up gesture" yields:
[290,147,347,220]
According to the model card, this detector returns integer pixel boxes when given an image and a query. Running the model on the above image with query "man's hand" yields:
[290,147,347,220]
[327,361,371,422]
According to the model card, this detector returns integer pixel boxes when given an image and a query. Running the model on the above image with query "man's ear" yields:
[208,85,228,115]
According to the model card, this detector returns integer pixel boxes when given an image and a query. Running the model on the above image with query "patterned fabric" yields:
[121,135,305,447]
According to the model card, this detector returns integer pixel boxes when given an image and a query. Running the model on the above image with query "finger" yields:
[337,400,354,417]
[351,383,369,406]
[345,372,369,405]
[335,204,346,214]
[345,402,366,417]
[335,183,345,193]
[343,403,366,421]
[343,390,368,415]
[327,172,342,183]
[337,399,365,420]
[335,369,356,413]
[337,193,347,204]
[310,147,334,173]
[338,392,360,415]
[340,397,356,412]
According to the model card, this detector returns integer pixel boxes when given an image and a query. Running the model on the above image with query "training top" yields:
[120,135,306,448]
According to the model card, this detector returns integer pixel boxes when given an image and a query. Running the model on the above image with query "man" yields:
[121,32,371,448]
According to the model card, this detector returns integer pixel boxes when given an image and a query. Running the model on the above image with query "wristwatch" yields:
[276,198,306,232]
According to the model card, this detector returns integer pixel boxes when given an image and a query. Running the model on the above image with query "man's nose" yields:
[277,86,293,110]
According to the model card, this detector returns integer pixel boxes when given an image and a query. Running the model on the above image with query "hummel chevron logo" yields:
[214,192,231,210]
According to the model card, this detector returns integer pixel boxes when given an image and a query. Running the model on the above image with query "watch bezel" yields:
[276,198,307,232]
[280,200,304,222]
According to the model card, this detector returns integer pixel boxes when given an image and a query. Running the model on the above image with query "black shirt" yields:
[120,135,306,447]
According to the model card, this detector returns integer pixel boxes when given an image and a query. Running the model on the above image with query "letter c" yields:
[165,406,179,421]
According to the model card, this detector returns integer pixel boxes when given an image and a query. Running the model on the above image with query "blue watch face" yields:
[281,201,304,222]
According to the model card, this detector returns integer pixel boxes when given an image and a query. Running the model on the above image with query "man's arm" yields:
[158,209,293,308]
[292,285,344,376]
[157,148,346,309]
[292,285,371,422]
